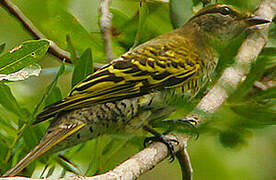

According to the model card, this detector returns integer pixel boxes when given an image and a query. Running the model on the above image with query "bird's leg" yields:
[143,125,178,162]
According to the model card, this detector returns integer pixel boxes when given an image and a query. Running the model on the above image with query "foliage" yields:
[0,0,275,179]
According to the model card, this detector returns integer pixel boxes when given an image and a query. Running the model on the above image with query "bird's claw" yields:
[143,135,179,162]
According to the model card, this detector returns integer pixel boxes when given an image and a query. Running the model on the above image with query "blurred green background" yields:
[0,0,275,179]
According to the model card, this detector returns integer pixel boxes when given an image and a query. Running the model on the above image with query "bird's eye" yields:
[219,7,231,15]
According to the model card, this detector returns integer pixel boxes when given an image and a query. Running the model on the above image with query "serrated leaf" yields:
[170,0,193,28]
[71,48,93,87]
[0,40,49,74]
[0,83,23,117]
[0,43,5,54]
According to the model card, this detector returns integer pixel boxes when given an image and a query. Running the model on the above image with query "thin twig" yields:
[0,0,104,70]
[99,0,114,62]
[175,141,193,180]
[0,0,72,63]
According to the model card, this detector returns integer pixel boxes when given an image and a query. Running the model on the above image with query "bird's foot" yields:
[143,125,179,162]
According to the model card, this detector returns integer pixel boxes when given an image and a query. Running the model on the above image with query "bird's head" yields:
[185,4,270,46]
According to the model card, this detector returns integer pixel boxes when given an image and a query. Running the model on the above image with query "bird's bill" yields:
[245,16,271,26]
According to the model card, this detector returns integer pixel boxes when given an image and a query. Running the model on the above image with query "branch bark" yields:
[99,0,114,62]
[1,0,275,180]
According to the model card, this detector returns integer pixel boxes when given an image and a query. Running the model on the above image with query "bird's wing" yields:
[35,41,201,124]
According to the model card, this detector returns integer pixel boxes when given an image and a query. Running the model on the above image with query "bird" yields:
[3,3,270,177]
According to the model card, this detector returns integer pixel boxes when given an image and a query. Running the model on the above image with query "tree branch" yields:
[99,0,114,62]
[175,142,193,180]
[175,1,275,179]
[1,0,275,180]
[0,0,72,63]
[2,135,188,180]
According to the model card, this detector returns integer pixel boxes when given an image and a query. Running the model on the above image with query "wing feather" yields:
[35,39,201,124]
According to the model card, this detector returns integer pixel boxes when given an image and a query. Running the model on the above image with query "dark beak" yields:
[246,16,271,26]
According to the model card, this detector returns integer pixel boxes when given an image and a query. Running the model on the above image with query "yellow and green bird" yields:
[3,4,270,177]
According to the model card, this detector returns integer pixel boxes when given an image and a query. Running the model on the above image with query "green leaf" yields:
[131,0,149,48]
[250,86,276,101]
[0,43,5,54]
[170,0,193,29]
[21,125,40,149]
[0,83,23,117]
[66,35,78,64]
[231,102,276,126]
[260,47,276,57]
[229,56,266,102]
[13,0,105,62]
[0,115,17,132]
[44,87,62,107]
[71,48,93,87]
[0,137,9,167]
[193,0,212,6]
[55,155,81,175]
[33,64,65,117]
[46,165,55,178]
[0,40,49,74]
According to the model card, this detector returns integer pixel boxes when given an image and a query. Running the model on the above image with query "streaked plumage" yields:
[36,33,211,124]
[4,4,270,177]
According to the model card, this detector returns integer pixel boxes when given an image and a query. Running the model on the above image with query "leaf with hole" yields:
[0,40,49,74]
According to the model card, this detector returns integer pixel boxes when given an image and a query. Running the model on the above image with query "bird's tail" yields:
[3,123,85,177]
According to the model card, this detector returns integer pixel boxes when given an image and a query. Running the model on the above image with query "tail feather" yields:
[3,123,85,177]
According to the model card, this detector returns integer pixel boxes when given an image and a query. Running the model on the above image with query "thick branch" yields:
[2,134,188,180]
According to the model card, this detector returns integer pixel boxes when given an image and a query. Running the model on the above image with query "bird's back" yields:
[35,28,217,125]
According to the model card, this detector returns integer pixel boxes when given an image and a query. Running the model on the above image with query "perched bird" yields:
[3,4,270,177]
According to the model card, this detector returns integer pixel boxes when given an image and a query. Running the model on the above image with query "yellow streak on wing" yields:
[61,82,143,110]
